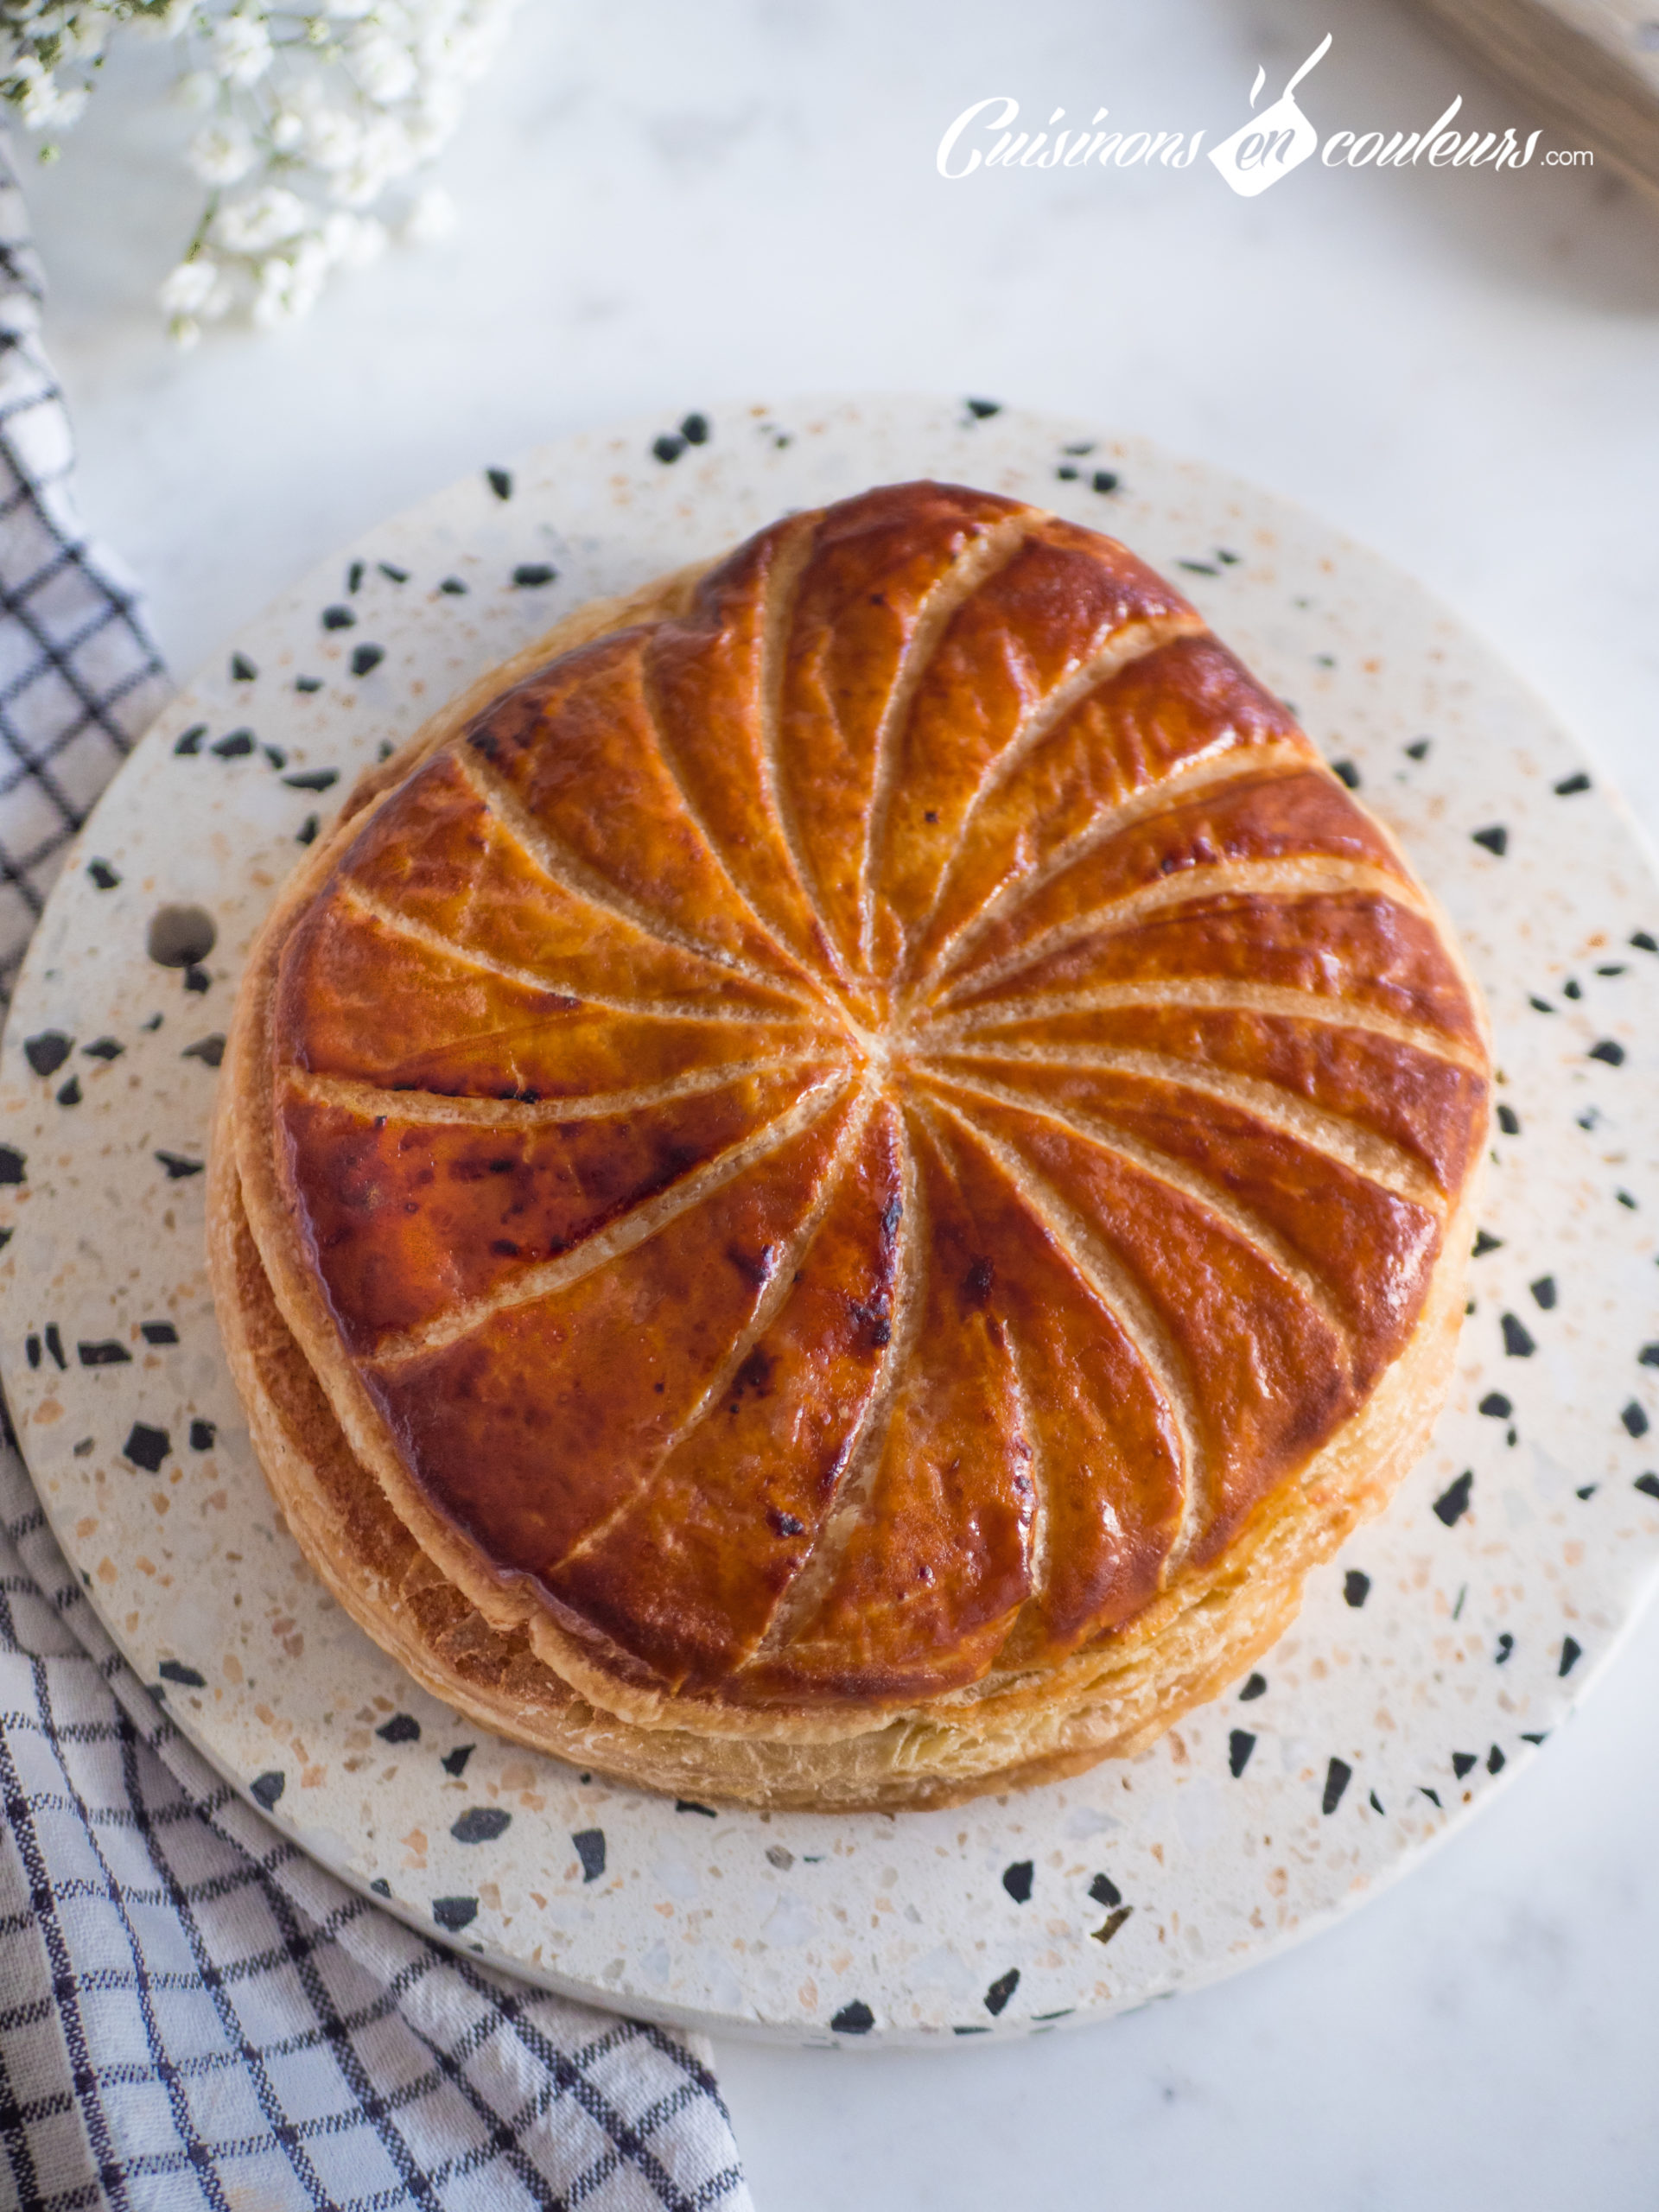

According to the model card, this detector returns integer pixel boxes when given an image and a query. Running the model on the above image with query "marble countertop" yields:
[22,0,1659,2203]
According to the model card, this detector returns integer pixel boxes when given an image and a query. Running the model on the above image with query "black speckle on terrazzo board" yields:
[450,1807,512,1845]
[571,1828,606,1883]
[1471,825,1508,857]
[147,906,216,969]
[87,858,119,889]
[1322,1759,1352,1815]
[830,2000,874,2036]
[43,1325,63,1370]
[1559,1637,1583,1676]
[1001,1860,1034,1904]
[441,1744,474,1777]
[76,1340,130,1367]
[1228,1728,1256,1777]
[250,1770,284,1809]
[1451,1751,1477,1779]
[983,1969,1020,2017]
[157,1658,206,1688]
[123,1423,170,1473]
[189,1421,215,1450]
[23,1032,71,1077]
[376,1713,420,1745]
[431,1897,478,1932]
[1636,1472,1659,1500]
[1088,1872,1122,1909]
[1532,1276,1557,1310]
[1343,1570,1370,1608]
[1433,1470,1474,1526]
[1238,1672,1267,1700]
[1502,1313,1536,1357]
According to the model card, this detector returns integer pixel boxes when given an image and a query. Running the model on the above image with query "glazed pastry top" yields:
[269,480,1489,1709]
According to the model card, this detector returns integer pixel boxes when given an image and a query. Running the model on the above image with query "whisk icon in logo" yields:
[1209,33,1332,195]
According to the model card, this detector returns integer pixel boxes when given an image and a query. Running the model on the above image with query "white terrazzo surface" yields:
[16,0,1659,2202]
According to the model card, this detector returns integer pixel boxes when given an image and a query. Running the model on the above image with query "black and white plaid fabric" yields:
[0,145,751,2212]
[0,149,168,1003]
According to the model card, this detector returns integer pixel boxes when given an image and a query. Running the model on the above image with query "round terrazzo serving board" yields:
[3,394,1658,2049]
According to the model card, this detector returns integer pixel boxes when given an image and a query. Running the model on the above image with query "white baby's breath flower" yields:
[208,10,271,86]
[251,243,327,328]
[3,0,521,341]
[133,0,198,37]
[172,66,217,110]
[301,100,363,172]
[56,13,108,60]
[17,73,87,130]
[320,208,385,265]
[213,183,308,253]
[156,255,219,315]
[187,115,256,184]
[402,181,454,243]
[346,24,416,102]
[328,112,411,205]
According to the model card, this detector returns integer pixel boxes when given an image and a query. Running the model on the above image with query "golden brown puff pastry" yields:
[212,480,1490,1809]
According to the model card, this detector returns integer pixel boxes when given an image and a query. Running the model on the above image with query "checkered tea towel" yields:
[0,145,752,2212]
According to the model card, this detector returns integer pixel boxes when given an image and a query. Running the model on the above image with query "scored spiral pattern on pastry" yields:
[264,480,1489,1716]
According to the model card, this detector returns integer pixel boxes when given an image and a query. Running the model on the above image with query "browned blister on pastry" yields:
[215,478,1489,1810]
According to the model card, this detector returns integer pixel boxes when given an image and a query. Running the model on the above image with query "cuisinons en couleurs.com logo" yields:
[937,35,1576,190]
